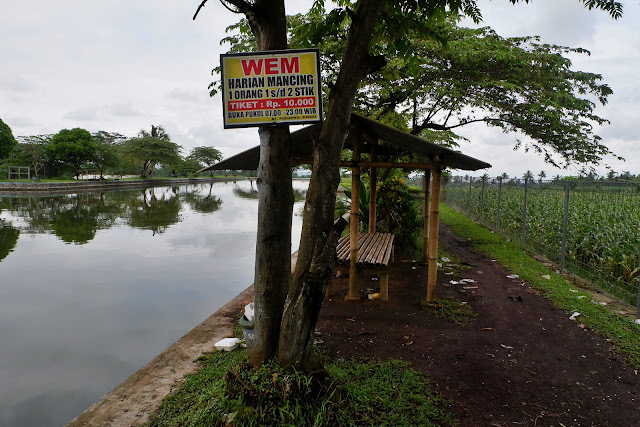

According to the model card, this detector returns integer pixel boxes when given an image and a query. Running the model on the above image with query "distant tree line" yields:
[454,169,640,187]
[0,120,224,180]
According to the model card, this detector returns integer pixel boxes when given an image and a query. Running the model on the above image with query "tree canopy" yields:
[48,128,97,178]
[188,146,223,167]
[122,125,182,176]
[0,118,17,161]
[221,12,619,169]
[11,135,51,176]
[188,146,223,176]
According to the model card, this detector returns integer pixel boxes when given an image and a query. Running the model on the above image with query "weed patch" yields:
[421,296,477,326]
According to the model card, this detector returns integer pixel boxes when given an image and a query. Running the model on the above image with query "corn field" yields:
[442,176,640,311]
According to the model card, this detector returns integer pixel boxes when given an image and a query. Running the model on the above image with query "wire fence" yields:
[442,176,640,313]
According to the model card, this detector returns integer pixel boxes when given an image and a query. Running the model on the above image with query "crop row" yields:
[443,179,640,306]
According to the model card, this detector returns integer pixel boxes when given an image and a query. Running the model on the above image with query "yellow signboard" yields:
[220,49,323,128]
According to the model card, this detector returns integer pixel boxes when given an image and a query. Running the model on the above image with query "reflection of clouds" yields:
[0,180,309,425]
[2,389,101,427]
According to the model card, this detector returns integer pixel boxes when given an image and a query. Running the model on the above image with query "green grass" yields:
[422,296,477,326]
[147,350,455,427]
[440,203,640,368]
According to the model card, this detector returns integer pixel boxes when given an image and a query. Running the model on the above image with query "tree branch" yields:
[193,0,252,20]
[412,116,518,134]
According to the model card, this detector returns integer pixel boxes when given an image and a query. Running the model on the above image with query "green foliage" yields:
[147,350,454,427]
[126,189,182,235]
[12,135,51,176]
[212,0,624,168]
[187,146,223,174]
[289,9,619,168]
[376,175,423,249]
[92,139,121,178]
[0,224,20,262]
[0,118,17,160]
[178,158,204,176]
[122,125,181,177]
[183,186,223,214]
[343,179,370,227]
[48,128,96,178]
[50,205,99,244]
[445,180,640,305]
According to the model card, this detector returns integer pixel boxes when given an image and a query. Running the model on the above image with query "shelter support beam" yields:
[426,169,442,302]
[423,169,431,262]
[369,142,377,233]
[341,161,438,169]
[346,129,362,301]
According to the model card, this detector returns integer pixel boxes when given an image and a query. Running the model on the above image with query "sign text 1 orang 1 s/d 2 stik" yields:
[220,49,323,128]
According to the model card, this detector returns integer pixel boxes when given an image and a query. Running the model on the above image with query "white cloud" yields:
[1,0,638,177]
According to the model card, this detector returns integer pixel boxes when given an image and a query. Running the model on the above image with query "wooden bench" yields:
[333,233,395,300]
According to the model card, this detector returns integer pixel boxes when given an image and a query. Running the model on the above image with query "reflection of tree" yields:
[184,184,222,214]
[233,186,258,200]
[233,184,306,202]
[0,222,20,262]
[50,204,99,244]
[293,189,306,203]
[0,184,223,241]
[126,188,182,235]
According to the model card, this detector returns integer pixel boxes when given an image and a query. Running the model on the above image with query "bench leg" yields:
[380,272,389,301]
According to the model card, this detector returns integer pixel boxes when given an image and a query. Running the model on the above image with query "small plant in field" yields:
[422,296,477,326]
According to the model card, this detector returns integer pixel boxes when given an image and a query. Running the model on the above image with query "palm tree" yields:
[538,170,547,184]
[523,170,534,184]
[139,125,171,142]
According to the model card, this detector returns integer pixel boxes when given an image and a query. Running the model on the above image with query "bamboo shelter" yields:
[200,113,491,302]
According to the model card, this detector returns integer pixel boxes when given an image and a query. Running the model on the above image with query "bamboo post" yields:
[426,169,442,302]
[423,169,431,262]
[380,272,389,301]
[560,181,570,270]
[346,129,362,301]
[368,142,377,233]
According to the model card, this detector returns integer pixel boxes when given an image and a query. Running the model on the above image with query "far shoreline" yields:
[0,177,254,196]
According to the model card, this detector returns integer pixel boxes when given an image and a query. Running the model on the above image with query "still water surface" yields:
[0,180,307,427]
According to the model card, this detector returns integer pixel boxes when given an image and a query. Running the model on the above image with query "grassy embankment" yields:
[147,349,454,426]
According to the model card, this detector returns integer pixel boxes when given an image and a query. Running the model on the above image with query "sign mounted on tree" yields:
[220,49,323,128]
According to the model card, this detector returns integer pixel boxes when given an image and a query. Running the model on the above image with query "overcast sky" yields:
[1,0,638,178]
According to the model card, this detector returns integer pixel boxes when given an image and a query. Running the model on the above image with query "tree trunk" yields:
[246,0,293,367]
[278,0,387,371]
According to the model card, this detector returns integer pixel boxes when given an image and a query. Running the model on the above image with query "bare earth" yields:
[317,223,640,426]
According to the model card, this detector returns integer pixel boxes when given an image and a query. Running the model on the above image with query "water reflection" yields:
[232,184,307,203]
[0,185,224,250]
[0,223,19,262]
[0,180,307,427]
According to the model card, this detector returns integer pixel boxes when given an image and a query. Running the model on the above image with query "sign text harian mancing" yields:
[220,49,323,128]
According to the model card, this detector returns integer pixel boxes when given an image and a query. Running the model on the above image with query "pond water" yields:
[0,179,307,427]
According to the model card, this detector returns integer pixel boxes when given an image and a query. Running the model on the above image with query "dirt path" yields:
[317,223,640,426]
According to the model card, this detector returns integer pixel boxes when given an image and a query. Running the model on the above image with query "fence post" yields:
[496,176,502,233]
[468,177,473,215]
[521,177,529,244]
[560,181,570,270]
[480,178,485,223]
